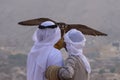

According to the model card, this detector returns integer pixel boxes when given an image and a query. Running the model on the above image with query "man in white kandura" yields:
[27,21,63,80]
[46,29,91,80]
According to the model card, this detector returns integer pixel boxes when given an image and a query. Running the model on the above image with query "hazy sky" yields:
[0,0,120,50]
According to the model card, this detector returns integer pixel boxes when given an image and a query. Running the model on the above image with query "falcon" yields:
[18,18,107,49]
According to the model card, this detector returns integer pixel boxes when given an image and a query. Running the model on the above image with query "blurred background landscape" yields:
[0,0,120,80]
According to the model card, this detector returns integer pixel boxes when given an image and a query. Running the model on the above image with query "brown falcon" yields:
[18,18,107,49]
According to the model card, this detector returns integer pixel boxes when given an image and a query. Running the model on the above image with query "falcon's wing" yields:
[18,18,107,36]
[18,18,56,26]
[66,24,107,36]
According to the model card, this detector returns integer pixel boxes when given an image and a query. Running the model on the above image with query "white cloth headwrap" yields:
[27,21,62,80]
[31,20,61,61]
[64,29,91,73]
[32,21,60,47]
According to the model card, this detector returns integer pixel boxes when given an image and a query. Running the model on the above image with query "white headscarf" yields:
[27,21,62,80]
[64,29,91,73]
[31,21,61,51]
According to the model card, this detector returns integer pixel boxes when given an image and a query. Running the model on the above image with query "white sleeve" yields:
[47,49,63,67]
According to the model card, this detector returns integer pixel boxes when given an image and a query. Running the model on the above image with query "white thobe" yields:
[27,45,63,80]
